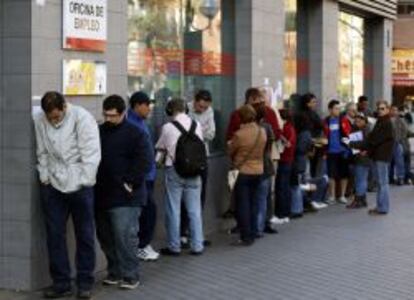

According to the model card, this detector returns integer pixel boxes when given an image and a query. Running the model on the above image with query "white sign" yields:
[63,0,107,52]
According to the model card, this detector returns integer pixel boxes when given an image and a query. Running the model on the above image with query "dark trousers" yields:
[234,174,262,242]
[138,181,157,248]
[275,162,292,218]
[96,207,141,281]
[180,167,208,237]
[41,186,95,291]
[404,150,413,181]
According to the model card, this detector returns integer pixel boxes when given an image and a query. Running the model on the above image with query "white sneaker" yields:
[137,245,160,261]
[119,280,140,290]
[311,201,328,210]
[270,216,285,225]
[300,183,317,192]
[282,217,290,224]
[337,197,348,205]
[326,197,336,205]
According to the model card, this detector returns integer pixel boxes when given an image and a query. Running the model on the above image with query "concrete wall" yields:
[297,0,339,112]
[0,0,128,290]
[235,0,285,104]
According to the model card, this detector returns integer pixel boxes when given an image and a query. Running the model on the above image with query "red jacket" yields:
[323,115,352,139]
[280,121,297,163]
[227,106,282,141]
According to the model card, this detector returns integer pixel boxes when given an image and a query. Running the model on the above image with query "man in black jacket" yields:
[95,95,152,290]
[348,101,395,215]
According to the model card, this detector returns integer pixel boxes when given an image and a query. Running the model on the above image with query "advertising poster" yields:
[392,49,414,87]
[63,0,107,52]
[63,59,107,95]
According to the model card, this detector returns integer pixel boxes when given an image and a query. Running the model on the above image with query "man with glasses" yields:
[34,91,101,299]
[348,101,395,215]
[95,95,152,290]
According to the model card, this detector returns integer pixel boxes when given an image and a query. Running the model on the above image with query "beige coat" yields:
[228,122,267,175]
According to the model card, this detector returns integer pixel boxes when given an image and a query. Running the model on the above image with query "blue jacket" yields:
[95,119,153,210]
[127,108,157,181]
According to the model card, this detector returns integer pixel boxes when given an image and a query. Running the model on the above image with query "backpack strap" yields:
[189,120,197,135]
[172,120,197,136]
[172,121,188,135]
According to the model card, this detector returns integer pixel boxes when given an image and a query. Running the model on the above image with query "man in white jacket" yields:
[33,91,101,299]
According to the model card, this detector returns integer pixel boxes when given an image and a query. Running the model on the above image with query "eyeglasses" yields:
[103,112,121,118]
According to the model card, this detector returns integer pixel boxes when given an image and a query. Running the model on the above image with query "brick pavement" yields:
[2,185,414,300]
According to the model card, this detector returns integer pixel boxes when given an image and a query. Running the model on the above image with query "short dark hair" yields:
[328,99,340,110]
[103,95,126,114]
[129,91,151,109]
[244,87,262,103]
[41,91,65,113]
[358,95,368,103]
[165,98,186,116]
[195,89,212,102]
[279,109,293,122]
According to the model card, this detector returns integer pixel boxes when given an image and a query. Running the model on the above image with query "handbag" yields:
[227,127,262,191]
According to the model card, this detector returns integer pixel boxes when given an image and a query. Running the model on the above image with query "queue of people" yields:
[33,88,409,299]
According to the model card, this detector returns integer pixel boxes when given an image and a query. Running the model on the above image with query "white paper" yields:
[349,131,363,142]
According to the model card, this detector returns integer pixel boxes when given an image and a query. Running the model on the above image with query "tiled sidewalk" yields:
[2,185,414,300]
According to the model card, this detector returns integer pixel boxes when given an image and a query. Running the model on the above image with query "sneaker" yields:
[103,276,121,286]
[137,245,160,261]
[43,287,73,299]
[180,236,190,249]
[119,279,140,290]
[326,197,336,205]
[77,290,92,299]
[282,217,290,224]
[300,183,317,192]
[190,250,204,256]
[337,197,348,205]
[269,216,285,225]
[311,201,327,210]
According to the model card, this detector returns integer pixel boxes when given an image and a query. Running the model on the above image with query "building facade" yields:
[0,0,396,290]
[393,0,414,104]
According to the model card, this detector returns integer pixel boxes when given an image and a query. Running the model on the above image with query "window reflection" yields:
[338,12,364,103]
[284,0,297,101]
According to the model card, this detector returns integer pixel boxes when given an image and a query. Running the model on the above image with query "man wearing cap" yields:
[127,91,159,261]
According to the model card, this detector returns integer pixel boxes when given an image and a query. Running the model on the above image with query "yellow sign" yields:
[392,49,414,86]
[63,59,106,95]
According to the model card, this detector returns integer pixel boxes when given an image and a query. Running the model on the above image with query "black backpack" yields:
[172,120,207,178]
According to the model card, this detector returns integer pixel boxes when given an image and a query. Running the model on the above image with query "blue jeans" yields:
[390,143,405,181]
[255,176,271,235]
[164,167,204,252]
[234,174,263,242]
[41,186,95,291]
[309,175,329,203]
[354,165,369,197]
[96,207,141,281]
[139,181,157,248]
[275,162,292,218]
[375,161,390,213]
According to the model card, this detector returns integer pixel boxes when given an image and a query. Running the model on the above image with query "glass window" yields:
[338,12,364,103]
[128,0,235,153]
[284,0,297,101]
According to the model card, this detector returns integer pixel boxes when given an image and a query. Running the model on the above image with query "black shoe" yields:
[160,248,180,256]
[203,240,212,247]
[397,179,405,186]
[43,287,73,299]
[231,239,254,247]
[77,290,92,299]
[227,226,239,235]
[368,208,388,216]
[304,203,318,213]
[180,237,190,249]
[263,225,278,234]
[222,209,235,219]
[190,250,203,256]
[290,213,303,219]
